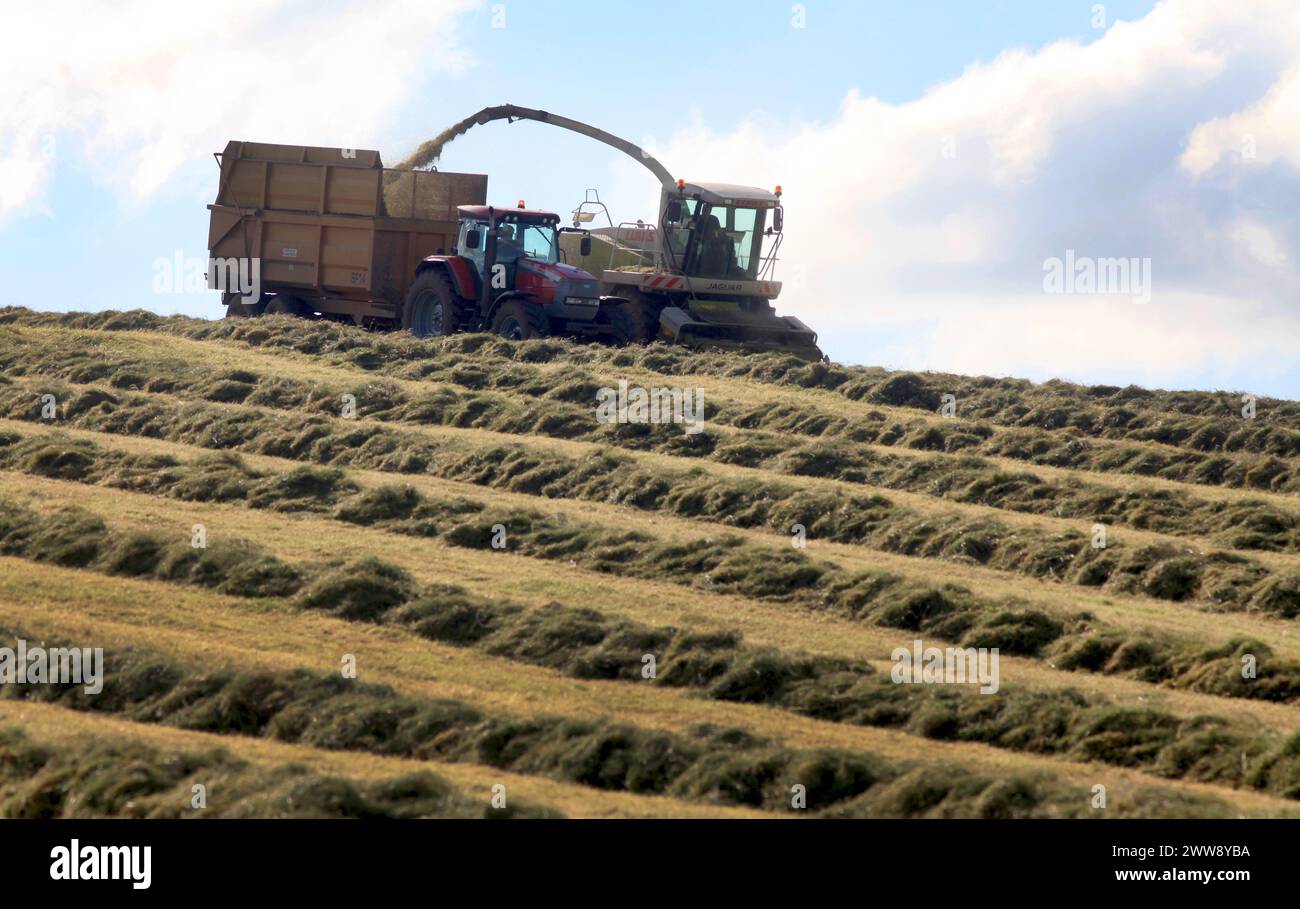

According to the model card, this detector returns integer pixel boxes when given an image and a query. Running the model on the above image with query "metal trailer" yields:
[206,140,487,324]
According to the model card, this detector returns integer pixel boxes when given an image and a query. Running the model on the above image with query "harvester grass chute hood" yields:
[420,104,678,193]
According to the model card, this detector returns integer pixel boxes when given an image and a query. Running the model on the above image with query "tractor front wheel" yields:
[490,300,548,341]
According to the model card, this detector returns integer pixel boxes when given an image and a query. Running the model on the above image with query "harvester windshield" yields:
[675,200,766,280]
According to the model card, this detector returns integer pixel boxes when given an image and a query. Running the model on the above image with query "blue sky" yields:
[421,0,1157,210]
[3,0,1298,399]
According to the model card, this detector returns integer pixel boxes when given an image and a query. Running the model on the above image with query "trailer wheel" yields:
[264,295,307,317]
[223,293,266,318]
[403,269,469,338]
[490,300,548,341]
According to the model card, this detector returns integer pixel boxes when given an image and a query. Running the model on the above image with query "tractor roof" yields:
[458,204,559,222]
[681,182,780,207]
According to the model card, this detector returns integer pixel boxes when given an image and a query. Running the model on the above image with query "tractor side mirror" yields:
[464,228,481,250]
[772,207,783,233]
[580,235,592,257]
[664,199,683,223]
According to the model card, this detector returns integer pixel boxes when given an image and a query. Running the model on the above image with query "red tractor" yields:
[401,202,640,342]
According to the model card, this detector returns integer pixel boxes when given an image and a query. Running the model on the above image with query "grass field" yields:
[0,306,1297,818]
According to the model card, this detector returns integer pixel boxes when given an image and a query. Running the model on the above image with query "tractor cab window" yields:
[521,222,559,263]
[459,219,488,274]
[494,220,559,265]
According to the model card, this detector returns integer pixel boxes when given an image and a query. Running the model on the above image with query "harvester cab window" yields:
[728,208,759,273]
[678,201,764,280]
[663,199,697,265]
[695,213,735,278]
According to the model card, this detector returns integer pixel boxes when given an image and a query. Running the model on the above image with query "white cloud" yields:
[0,0,477,217]
[604,0,1300,394]
[866,292,1297,390]
[1182,61,1300,176]
[1228,218,1288,268]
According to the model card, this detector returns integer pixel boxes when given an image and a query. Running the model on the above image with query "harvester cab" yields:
[561,179,818,358]
[642,180,810,353]
[661,183,782,282]
[403,202,612,341]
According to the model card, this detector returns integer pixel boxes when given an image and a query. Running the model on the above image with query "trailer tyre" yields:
[490,300,548,341]
[223,293,266,319]
[264,295,307,317]
[403,269,469,338]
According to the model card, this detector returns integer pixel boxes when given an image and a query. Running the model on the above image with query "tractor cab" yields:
[455,204,562,280]
[402,202,613,342]
[452,203,602,321]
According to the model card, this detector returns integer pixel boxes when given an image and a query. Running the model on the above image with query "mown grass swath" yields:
[0,307,1296,818]
[3,320,1297,540]
[4,308,1293,486]
[2,428,1298,707]
[0,379,1295,615]
[3,493,1300,798]
[1,619,1220,818]
[0,726,551,818]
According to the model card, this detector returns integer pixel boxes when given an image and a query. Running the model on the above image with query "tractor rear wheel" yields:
[490,300,548,341]
[403,269,470,338]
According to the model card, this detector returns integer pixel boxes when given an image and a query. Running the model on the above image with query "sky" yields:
[2,0,1297,399]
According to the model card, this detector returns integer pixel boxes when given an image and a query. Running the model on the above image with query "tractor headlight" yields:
[565,296,597,306]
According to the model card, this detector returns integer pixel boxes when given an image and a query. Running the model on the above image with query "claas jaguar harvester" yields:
[432,105,823,359]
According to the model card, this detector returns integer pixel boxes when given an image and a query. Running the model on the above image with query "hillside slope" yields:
[0,306,1296,818]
